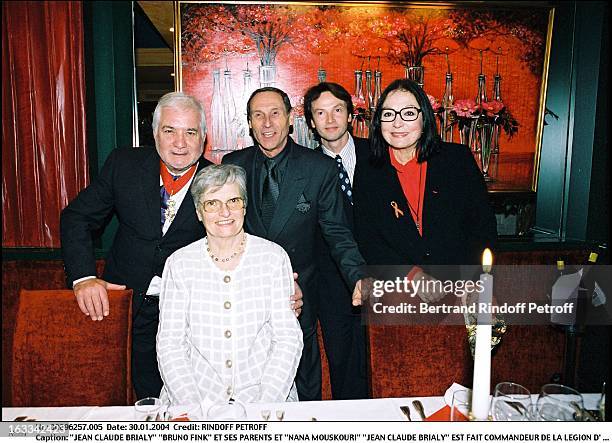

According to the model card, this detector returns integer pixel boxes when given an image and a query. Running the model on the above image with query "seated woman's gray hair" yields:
[191,164,248,207]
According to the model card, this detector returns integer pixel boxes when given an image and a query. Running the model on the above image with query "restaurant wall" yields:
[82,1,136,251]
[534,1,608,244]
[1,1,89,248]
[584,4,608,244]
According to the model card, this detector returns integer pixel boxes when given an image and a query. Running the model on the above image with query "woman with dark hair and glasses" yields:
[353,79,497,302]
[157,164,303,408]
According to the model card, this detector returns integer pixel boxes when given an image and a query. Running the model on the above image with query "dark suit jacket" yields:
[61,147,211,293]
[353,142,497,269]
[222,138,366,326]
[315,137,370,304]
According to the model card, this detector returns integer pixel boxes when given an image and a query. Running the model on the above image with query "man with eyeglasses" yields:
[61,92,303,400]
[301,82,369,400]
[222,87,368,401]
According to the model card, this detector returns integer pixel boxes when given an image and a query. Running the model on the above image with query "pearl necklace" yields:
[206,234,246,263]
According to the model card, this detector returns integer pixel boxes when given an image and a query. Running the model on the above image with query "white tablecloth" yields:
[2,397,439,422]
[2,394,599,422]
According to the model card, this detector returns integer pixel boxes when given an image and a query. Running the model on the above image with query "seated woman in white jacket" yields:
[157,164,303,407]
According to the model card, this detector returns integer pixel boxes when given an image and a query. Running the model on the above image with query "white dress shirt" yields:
[157,234,303,406]
[321,134,357,184]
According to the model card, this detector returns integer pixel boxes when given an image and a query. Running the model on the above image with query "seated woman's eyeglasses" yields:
[200,197,244,213]
[380,106,422,122]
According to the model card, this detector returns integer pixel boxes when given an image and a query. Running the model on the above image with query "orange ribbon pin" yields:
[391,201,404,218]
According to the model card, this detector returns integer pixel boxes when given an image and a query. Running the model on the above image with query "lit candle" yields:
[471,248,493,420]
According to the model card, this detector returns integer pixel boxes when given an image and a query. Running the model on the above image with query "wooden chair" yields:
[11,289,133,406]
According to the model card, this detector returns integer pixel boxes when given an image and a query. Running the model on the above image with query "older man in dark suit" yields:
[222,87,367,401]
[60,92,303,399]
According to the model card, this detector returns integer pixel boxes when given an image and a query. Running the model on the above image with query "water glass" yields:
[536,384,584,421]
[451,389,471,421]
[206,399,247,421]
[490,382,532,421]
[134,397,162,421]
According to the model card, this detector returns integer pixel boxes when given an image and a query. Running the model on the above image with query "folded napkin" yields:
[443,383,471,407]
[170,414,190,421]
[424,383,471,421]
[424,405,467,421]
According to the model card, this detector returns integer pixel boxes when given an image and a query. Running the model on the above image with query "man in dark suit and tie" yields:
[222,87,367,401]
[61,92,212,399]
[60,92,303,399]
[303,82,369,399]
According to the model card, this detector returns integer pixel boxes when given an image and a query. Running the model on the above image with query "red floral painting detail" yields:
[180,2,549,168]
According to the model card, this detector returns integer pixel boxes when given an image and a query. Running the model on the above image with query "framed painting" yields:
[176,1,553,191]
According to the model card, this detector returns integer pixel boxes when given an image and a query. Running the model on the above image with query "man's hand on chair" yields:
[73,278,126,321]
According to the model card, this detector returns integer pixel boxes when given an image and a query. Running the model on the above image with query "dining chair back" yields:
[11,289,133,406]
[367,325,472,397]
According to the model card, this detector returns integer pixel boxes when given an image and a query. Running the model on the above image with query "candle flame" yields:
[482,248,493,273]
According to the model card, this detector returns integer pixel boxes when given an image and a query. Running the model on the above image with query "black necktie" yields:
[261,158,279,230]
[160,175,180,228]
[335,155,353,204]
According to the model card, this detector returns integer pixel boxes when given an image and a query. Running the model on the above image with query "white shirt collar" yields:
[321,134,357,183]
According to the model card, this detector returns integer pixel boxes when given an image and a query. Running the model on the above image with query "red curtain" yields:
[2,1,89,248]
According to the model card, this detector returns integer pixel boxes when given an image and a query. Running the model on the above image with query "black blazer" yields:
[353,142,497,268]
[222,139,366,326]
[315,136,370,277]
[60,147,211,293]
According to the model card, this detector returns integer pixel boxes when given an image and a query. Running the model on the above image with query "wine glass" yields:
[490,382,532,421]
[536,384,584,421]
[206,399,247,421]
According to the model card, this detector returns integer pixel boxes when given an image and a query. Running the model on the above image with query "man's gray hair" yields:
[152,92,207,136]
[191,164,248,208]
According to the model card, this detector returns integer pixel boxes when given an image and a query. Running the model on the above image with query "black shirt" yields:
[255,140,291,209]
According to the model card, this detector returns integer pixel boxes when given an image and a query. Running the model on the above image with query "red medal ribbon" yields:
[160,161,197,196]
